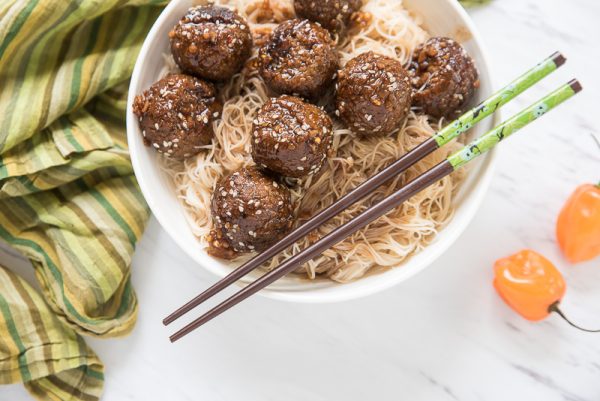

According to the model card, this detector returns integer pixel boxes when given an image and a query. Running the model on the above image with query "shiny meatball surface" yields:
[335,52,412,135]
[294,0,362,32]
[132,74,220,159]
[209,167,294,258]
[252,96,333,178]
[408,37,479,118]
[259,19,339,99]
[169,5,253,81]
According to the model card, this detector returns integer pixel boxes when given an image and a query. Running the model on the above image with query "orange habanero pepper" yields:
[494,250,565,321]
[556,183,600,263]
[494,249,599,331]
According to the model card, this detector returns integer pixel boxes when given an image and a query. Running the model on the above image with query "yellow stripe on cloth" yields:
[0,0,166,399]
[0,265,104,401]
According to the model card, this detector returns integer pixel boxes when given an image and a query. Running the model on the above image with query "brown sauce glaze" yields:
[336,51,412,135]
[133,74,221,159]
[258,19,339,99]
[252,95,333,178]
[408,37,479,119]
[209,166,294,258]
[170,5,253,81]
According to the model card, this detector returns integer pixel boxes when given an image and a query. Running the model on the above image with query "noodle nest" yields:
[161,0,469,283]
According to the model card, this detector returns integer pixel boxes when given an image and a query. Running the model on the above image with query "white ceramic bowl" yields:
[127,0,498,303]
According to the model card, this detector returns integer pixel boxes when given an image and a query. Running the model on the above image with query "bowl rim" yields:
[127,0,499,303]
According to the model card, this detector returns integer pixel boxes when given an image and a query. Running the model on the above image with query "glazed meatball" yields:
[335,52,412,135]
[252,96,333,178]
[294,0,362,33]
[259,19,339,99]
[169,5,253,81]
[132,74,220,159]
[408,37,479,118]
[209,167,294,258]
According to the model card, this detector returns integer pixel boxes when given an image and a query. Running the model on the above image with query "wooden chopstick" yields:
[169,79,582,342]
[163,51,566,327]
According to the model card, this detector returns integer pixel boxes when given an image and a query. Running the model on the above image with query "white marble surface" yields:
[2,0,600,400]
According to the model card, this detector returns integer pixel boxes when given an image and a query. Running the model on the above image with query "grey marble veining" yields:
[1,0,600,399]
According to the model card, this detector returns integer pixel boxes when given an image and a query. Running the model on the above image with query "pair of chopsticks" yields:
[165,51,581,342]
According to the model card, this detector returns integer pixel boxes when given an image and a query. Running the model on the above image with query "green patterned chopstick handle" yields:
[434,52,566,147]
[448,79,582,170]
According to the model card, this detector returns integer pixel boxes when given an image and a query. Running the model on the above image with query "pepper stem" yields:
[548,302,600,333]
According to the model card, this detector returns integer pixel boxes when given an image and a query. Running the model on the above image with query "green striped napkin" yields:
[0,1,166,399]
[458,0,492,7]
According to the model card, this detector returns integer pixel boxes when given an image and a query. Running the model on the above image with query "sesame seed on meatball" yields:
[335,52,412,135]
[169,5,253,82]
[408,37,479,119]
[209,167,294,258]
[294,0,363,33]
[132,74,221,159]
[258,19,339,99]
[252,95,333,178]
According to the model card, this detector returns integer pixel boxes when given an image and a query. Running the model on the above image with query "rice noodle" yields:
[160,0,468,283]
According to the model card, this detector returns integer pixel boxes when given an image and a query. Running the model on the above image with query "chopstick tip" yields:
[568,79,583,94]
[551,51,567,67]
[169,330,188,343]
